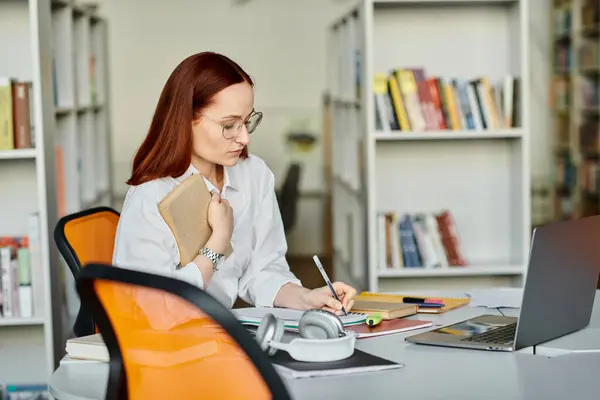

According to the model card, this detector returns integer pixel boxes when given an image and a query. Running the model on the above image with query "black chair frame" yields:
[76,263,292,400]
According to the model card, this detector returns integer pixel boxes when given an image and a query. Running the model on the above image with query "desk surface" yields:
[49,289,600,400]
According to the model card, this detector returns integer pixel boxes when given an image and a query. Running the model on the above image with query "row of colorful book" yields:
[373,68,520,133]
[377,210,467,270]
[0,213,44,319]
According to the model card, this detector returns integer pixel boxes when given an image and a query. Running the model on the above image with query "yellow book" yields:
[351,300,417,320]
[387,74,411,131]
[0,77,14,150]
[481,78,500,129]
[395,69,426,131]
[443,82,461,130]
[355,292,471,314]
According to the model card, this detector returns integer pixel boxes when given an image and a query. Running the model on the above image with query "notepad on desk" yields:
[346,319,433,338]
[232,307,366,329]
[355,292,470,314]
[350,300,418,319]
[271,347,402,379]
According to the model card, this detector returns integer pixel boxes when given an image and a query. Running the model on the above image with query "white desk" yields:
[49,289,600,400]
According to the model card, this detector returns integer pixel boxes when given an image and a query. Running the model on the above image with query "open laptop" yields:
[405,215,600,352]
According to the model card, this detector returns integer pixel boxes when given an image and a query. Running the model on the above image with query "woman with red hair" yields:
[112,52,356,315]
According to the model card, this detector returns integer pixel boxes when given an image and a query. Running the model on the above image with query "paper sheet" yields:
[232,307,366,327]
[466,288,523,309]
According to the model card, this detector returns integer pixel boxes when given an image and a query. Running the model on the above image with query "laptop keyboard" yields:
[461,322,517,345]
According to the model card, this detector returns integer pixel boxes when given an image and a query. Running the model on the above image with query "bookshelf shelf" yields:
[0,149,38,160]
[377,264,524,278]
[0,317,46,327]
[0,0,113,387]
[327,0,530,293]
[55,106,73,115]
[374,129,523,141]
[373,0,518,5]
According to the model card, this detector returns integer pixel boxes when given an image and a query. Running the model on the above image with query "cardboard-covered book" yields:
[158,173,232,266]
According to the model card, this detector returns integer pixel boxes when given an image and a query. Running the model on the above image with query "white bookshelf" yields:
[327,0,531,293]
[0,0,113,386]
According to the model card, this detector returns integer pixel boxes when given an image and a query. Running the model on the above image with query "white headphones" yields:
[254,309,356,362]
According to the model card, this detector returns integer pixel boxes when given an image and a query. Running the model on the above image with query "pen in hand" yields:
[312,255,348,316]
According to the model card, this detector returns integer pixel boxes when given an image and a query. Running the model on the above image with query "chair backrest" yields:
[76,263,291,400]
[277,163,301,233]
[54,206,120,276]
[54,206,120,337]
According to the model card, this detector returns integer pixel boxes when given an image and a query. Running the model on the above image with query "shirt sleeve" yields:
[112,186,205,330]
[237,168,302,307]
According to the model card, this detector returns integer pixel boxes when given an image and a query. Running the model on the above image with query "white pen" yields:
[312,255,348,315]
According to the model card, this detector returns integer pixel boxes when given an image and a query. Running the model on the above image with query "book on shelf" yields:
[553,0,572,36]
[373,68,520,133]
[579,38,599,72]
[1,384,50,400]
[581,0,599,34]
[580,74,599,110]
[554,155,577,194]
[0,77,35,151]
[0,213,44,320]
[377,210,467,270]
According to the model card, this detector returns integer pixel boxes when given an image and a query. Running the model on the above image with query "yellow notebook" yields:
[351,300,417,320]
[355,292,470,314]
[158,173,232,266]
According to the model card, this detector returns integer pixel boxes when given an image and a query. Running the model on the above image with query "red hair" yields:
[126,52,252,186]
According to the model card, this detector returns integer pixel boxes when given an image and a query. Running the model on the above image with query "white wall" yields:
[95,0,553,254]
[96,0,352,255]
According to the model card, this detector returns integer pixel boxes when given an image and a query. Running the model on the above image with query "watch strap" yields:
[200,247,224,271]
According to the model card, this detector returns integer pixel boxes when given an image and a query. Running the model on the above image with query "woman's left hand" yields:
[300,281,358,315]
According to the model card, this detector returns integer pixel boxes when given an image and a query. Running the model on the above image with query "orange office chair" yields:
[54,206,120,337]
[76,263,291,400]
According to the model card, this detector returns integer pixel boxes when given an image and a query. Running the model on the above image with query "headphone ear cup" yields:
[255,313,285,356]
[298,309,345,339]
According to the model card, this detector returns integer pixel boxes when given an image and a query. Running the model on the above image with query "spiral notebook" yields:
[232,307,366,329]
[354,292,470,314]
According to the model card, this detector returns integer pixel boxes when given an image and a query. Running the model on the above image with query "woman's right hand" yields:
[207,191,233,252]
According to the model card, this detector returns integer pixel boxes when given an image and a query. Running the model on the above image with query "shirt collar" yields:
[175,163,239,192]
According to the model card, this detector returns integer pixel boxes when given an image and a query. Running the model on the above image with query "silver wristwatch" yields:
[200,247,225,272]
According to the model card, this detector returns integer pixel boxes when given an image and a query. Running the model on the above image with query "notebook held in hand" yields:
[158,173,233,266]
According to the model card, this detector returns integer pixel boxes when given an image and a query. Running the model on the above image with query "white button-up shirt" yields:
[112,154,302,309]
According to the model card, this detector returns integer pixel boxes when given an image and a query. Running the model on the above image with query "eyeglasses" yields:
[202,110,263,140]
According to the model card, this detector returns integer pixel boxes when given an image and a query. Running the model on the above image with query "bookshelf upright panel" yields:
[328,5,370,290]
[328,0,531,293]
[0,0,113,387]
